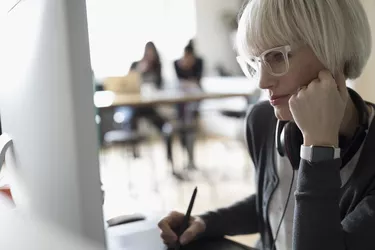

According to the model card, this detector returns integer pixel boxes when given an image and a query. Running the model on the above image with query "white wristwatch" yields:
[300,145,341,162]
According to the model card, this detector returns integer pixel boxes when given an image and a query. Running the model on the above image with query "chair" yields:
[161,114,201,182]
[220,109,247,119]
[216,89,262,180]
[219,88,262,120]
[102,129,158,196]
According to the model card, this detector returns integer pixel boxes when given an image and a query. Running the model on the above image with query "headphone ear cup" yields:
[276,120,287,156]
[284,122,303,170]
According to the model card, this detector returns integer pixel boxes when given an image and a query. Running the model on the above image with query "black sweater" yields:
[200,100,375,250]
[174,58,203,86]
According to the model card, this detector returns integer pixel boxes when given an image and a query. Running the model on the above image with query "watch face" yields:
[311,146,334,162]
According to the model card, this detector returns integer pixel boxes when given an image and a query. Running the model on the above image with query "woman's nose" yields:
[258,64,276,90]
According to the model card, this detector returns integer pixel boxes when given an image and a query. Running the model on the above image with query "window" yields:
[86,0,196,81]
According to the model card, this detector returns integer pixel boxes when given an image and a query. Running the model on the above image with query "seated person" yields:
[159,0,375,250]
[174,40,204,87]
[173,40,205,169]
[112,42,174,168]
[127,41,169,130]
[131,41,163,89]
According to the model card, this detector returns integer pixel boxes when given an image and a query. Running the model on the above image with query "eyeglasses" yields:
[236,45,292,78]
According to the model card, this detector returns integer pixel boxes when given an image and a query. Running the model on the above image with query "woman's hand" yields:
[158,211,206,247]
[289,70,349,147]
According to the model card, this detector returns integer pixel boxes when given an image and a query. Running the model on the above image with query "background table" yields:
[94,89,252,108]
[95,89,253,178]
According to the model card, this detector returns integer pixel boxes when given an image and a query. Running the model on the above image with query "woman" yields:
[174,40,204,87]
[131,41,163,89]
[173,40,204,169]
[158,1,375,250]
[122,42,174,169]
[128,42,167,132]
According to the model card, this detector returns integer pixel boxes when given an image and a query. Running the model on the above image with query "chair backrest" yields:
[246,88,262,105]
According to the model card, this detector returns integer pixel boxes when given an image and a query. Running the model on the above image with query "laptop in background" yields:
[103,72,141,94]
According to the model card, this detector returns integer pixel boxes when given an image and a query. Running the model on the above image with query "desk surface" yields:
[94,90,251,108]
[182,238,255,250]
[106,218,255,250]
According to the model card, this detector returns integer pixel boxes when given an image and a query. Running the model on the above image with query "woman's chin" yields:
[274,106,293,121]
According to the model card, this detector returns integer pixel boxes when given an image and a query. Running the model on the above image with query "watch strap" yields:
[300,145,341,162]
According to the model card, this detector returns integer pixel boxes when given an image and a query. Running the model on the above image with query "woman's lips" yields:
[269,94,290,106]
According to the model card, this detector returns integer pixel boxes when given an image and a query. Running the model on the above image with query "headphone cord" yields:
[271,169,295,250]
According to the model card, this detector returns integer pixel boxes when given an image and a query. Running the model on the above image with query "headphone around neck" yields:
[276,88,369,170]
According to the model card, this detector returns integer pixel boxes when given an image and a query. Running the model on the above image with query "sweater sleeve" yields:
[198,195,259,238]
[293,159,375,250]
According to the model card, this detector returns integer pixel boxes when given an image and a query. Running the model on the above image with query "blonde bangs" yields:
[236,0,301,59]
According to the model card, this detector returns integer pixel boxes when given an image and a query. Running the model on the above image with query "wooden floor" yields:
[100,136,259,247]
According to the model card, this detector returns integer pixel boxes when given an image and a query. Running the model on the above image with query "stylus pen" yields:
[175,187,198,250]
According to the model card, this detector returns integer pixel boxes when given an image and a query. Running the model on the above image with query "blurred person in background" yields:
[174,39,204,87]
[130,41,163,89]
[173,40,205,170]
[126,42,174,170]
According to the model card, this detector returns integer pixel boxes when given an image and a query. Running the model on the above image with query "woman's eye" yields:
[265,52,284,63]
[273,53,284,62]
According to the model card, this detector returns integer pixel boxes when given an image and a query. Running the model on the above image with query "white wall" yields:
[353,0,375,103]
[194,0,242,76]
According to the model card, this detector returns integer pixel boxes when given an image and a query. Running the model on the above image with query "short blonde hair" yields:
[236,0,372,79]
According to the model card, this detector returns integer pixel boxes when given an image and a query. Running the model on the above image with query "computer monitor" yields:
[0,0,105,247]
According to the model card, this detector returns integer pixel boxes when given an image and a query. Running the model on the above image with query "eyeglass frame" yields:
[236,45,292,78]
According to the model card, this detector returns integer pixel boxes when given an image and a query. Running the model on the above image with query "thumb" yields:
[179,222,201,245]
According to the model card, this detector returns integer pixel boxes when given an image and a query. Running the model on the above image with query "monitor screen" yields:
[0,0,105,247]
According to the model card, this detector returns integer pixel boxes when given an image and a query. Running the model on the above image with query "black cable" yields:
[271,169,295,250]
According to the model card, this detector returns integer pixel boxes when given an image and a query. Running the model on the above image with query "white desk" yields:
[106,217,254,250]
[94,90,251,108]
